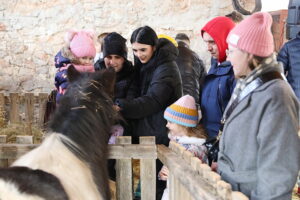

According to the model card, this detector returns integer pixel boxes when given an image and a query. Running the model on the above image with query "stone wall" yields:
[0,0,236,93]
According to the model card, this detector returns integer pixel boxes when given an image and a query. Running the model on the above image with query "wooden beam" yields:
[157,144,218,200]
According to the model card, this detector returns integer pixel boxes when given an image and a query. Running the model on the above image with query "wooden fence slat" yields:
[116,136,132,200]
[24,93,34,135]
[38,93,48,128]
[108,144,156,159]
[232,191,249,200]
[9,93,20,123]
[216,180,232,200]
[169,172,175,200]
[0,135,8,167]
[140,136,156,200]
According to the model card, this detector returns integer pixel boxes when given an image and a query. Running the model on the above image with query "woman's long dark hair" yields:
[130,25,158,47]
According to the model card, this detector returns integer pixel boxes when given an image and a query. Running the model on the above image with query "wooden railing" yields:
[158,141,248,200]
[0,135,248,200]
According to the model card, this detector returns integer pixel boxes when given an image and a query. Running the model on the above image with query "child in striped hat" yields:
[159,95,207,200]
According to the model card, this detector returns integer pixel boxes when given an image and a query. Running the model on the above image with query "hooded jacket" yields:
[116,38,183,145]
[200,17,236,138]
[201,16,235,63]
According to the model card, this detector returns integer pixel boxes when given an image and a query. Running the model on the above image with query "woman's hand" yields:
[113,105,121,112]
[158,166,169,181]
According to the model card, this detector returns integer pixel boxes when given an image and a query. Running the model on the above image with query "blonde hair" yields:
[61,46,81,65]
[185,124,207,139]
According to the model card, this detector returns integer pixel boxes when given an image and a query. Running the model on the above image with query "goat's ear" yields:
[98,67,116,97]
[67,65,81,82]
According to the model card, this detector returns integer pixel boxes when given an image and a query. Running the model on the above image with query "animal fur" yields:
[0,66,118,200]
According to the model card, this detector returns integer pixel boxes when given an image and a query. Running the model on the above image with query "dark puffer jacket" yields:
[175,41,206,105]
[116,39,183,145]
[277,31,300,100]
[200,58,235,139]
[94,59,135,100]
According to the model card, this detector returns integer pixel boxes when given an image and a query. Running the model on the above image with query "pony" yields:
[0,66,119,200]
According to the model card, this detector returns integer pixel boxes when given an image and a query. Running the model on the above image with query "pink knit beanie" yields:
[164,95,199,127]
[227,12,274,57]
[66,30,96,58]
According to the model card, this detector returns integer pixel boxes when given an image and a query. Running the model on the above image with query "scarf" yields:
[224,54,284,121]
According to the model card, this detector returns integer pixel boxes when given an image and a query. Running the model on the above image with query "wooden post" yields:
[216,180,232,200]
[0,135,8,167]
[169,171,176,200]
[38,93,48,128]
[181,150,193,200]
[140,136,156,200]
[24,93,34,135]
[9,93,20,123]
[0,93,5,127]
[116,136,132,200]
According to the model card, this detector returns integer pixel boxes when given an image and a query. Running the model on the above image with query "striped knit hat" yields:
[164,95,198,127]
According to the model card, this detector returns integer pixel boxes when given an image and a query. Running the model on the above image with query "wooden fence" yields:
[0,135,248,200]
[0,93,49,133]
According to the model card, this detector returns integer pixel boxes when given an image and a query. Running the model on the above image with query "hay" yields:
[0,123,44,144]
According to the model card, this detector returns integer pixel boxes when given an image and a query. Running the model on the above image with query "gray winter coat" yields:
[218,79,300,200]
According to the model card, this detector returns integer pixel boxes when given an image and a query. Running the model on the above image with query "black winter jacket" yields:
[277,32,300,100]
[116,39,183,145]
[175,42,206,105]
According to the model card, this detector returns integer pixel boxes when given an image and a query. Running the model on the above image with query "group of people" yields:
[51,11,299,200]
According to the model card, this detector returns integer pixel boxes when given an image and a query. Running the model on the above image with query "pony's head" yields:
[48,66,119,199]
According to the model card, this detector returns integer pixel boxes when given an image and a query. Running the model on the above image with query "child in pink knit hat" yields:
[218,12,300,199]
[55,30,96,104]
[158,95,207,200]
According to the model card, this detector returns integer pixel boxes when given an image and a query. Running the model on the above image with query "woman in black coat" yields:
[115,26,182,200]
[115,26,182,146]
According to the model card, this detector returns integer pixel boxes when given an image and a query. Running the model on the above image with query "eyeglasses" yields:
[226,49,234,56]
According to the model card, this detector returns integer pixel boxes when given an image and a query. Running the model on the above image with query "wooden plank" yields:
[0,144,156,160]
[0,144,37,159]
[232,191,249,200]
[0,93,6,127]
[169,172,175,200]
[216,180,232,200]
[157,144,218,200]
[0,135,8,167]
[108,144,157,159]
[9,93,20,123]
[140,137,156,200]
[24,93,34,135]
[38,93,48,128]
[116,137,132,200]
[16,136,33,144]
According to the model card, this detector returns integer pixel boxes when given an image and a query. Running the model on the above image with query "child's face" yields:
[166,121,187,137]
[78,56,94,65]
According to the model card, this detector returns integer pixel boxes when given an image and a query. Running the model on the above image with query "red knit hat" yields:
[66,30,96,58]
[201,16,235,62]
[227,12,274,57]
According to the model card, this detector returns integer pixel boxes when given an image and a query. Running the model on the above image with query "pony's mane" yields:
[48,66,118,199]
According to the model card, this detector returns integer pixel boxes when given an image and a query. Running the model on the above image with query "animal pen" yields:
[0,93,248,200]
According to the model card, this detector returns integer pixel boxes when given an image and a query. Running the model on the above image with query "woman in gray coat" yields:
[218,12,300,200]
